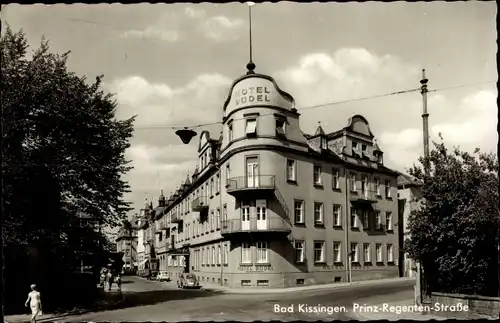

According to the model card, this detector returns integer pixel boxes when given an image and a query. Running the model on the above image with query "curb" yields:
[6,292,127,323]
[201,277,414,294]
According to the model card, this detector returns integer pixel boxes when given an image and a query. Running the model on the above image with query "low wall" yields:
[430,292,500,318]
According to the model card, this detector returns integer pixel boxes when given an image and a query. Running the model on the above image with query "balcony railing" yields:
[192,196,209,212]
[221,218,291,236]
[226,175,276,196]
[350,188,378,203]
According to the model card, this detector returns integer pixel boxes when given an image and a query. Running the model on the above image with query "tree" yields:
[404,138,499,296]
[1,27,135,313]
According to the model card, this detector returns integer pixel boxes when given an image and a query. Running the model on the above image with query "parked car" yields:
[148,270,159,280]
[156,271,171,282]
[177,273,200,289]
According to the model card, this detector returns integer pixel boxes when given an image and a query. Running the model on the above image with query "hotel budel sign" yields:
[224,76,295,116]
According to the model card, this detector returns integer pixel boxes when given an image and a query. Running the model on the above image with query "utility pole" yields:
[414,69,429,306]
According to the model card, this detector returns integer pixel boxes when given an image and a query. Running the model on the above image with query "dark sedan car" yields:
[177,273,200,289]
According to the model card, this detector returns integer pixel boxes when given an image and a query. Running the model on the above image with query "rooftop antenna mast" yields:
[246,2,256,74]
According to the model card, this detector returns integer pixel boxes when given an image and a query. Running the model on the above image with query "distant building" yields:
[397,172,422,278]
[150,66,401,288]
[115,224,138,272]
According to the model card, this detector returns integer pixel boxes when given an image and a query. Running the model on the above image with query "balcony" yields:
[221,217,291,238]
[350,188,378,204]
[192,196,209,212]
[226,175,276,197]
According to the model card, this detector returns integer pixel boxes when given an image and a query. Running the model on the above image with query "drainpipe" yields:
[344,170,351,283]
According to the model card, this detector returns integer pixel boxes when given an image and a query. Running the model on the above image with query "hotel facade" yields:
[150,67,400,288]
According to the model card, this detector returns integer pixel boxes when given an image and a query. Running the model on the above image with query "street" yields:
[51,277,415,322]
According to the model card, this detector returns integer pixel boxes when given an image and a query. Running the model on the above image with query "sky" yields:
[3,1,497,221]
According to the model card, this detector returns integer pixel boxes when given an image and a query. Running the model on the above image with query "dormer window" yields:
[276,118,286,137]
[321,137,327,150]
[228,123,233,142]
[353,142,358,149]
[201,155,205,168]
[245,118,257,137]
[362,144,367,151]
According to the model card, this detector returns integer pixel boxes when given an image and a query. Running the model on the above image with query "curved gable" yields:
[346,115,374,137]
[198,130,211,152]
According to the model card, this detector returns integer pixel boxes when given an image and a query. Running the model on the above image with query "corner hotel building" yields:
[150,64,400,289]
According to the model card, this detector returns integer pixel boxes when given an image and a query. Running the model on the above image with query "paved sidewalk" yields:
[5,287,125,323]
[351,299,496,321]
[201,277,415,294]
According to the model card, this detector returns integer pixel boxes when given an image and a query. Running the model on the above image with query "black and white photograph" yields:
[2,1,498,322]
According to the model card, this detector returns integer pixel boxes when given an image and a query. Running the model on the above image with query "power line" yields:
[132,80,496,131]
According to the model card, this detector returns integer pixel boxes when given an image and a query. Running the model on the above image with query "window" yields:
[350,173,357,191]
[350,243,358,262]
[351,208,358,228]
[294,200,304,224]
[375,211,382,230]
[210,210,215,230]
[210,178,214,196]
[216,208,221,229]
[363,243,371,263]
[376,244,383,262]
[375,178,381,195]
[386,212,392,231]
[276,118,286,136]
[212,246,216,265]
[332,168,340,189]
[313,166,322,185]
[362,210,369,229]
[216,173,220,193]
[385,180,391,197]
[295,241,305,263]
[226,164,231,181]
[286,159,296,182]
[333,242,341,262]
[241,280,251,286]
[352,142,358,149]
[245,118,257,136]
[362,144,367,151]
[201,155,205,169]
[228,123,233,142]
[387,244,394,263]
[333,205,341,226]
[296,279,305,285]
[314,241,325,263]
[241,242,251,263]
[257,280,269,286]
[256,241,268,263]
[314,202,324,225]
[222,204,228,225]
[224,242,229,265]
[218,245,221,265]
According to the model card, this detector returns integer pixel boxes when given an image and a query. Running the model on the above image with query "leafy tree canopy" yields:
[404,137,499,295]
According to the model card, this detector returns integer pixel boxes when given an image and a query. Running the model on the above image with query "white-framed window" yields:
[387,244,394,263]
[276,117,286,136]
[256,241,268,263]
[218,245,221,265]
[333,204,341,226]
[333,242,341,262]
[286,159,296,182]
[223,204,228,223]
[295,241,305,263]
[216,173,220,193]
[226,163,231,181]
[314,202,324,224]
[332,168,340,189]
[245,118,257,135]
[313,165,322,185]
[212,246,216,265]
[351,208,358,228]
[386,212,392,231]
[241,242,251,263]
[224,242,229,265]
[216,208,221,229]
[228,123,233,142]
[375,178,381,195]
[210,210,215,230]
[363,243,371,263]
[350,243,358,262]
[363,210,369,229]
[294,200,304,224]
[314,241,325,263]
[385,180,391,197]
[350,172,357,191]
[375,211,382,229]
[210,178,214,196]
[376,244,383,262]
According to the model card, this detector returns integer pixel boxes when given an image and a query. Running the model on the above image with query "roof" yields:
[396,170,422,187]
[314,125,326,136]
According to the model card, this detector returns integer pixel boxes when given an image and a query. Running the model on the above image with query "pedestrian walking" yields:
[107,271,114,291]
[25,284,42,323]
[115,274,122,292]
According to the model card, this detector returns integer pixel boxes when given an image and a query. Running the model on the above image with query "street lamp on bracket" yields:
[175,127,197,144]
